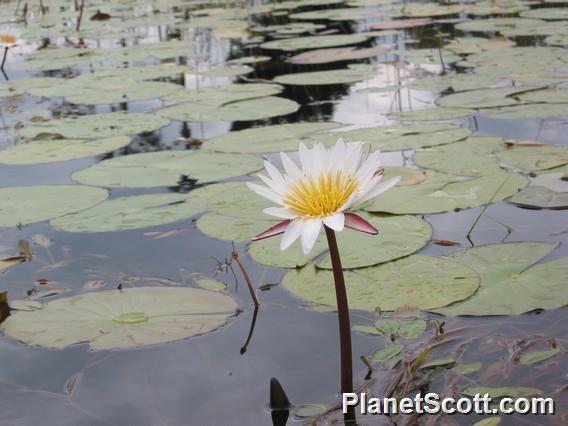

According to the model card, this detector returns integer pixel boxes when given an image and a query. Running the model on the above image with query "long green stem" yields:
[324,225,354,417]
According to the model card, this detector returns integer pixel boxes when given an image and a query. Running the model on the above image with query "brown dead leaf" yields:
[18,240,33,260]
[504,139,547,148]
[433,239,460,246]
[0,256,26,271]
[90,10,112,21]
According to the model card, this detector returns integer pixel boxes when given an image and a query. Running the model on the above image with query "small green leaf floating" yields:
[352,325,383,335]
[398,318,427,338]
[473,418,501,426]
[518,347,561,365]
[456,362,483,375]
[296,404,328,418]
[0,185,108,227]
[421,357,456,369]
[371,344,404,362]
[463,387,542,398]
[374,318,399,335]
[0,287,238,350]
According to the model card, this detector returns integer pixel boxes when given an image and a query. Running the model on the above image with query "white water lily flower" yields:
[0,33,20,48]
[247,139,401,254]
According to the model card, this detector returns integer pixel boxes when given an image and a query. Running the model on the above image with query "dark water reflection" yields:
[1,1,568,425]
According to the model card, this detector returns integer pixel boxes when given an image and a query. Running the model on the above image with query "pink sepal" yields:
[344,213,378,235]
[252,219,292,241]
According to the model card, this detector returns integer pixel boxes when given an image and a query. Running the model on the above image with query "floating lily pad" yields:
[205,122,343,153]
[520,7,568,20]
[158,96,298,122]
[421,357,456,369]
[288,45,392,65]
[197,213,274,242]
[296,404,328,418]
[398,318,427,338]
[497,145,568,172]
[482,103,568,120]
[413,137,504,176]
[260,34,368,51]
[18,112,169,139]
[273,67,375,86]
[365,171,528,214]
[72,151,263,188]
[252,23,325,35]
[282,255,480,311]
[518,347,560,365]
[391,108,476,121]
[249,215,431,269]
[305,123,471,151]
[409,73,499,93]
[200,65,253,78]
[51,191,212,233]
[0,287,238,350]
[455,18,547,34]
[517,88,568,104]
[436,87,538,109]
[508,186,568,210]
[0,136,130,164]
[393,48,461,65]
[0,185,108,227]
[163,83,283,104]
[0,77,64,98]
[434,242,568,316]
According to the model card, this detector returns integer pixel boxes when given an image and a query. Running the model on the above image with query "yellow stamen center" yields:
[0,35,16,44]
[283,171,359,218]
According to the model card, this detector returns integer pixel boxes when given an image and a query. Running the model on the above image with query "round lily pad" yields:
[413,137,504,177]
[305,123,471,151]
[0,136,130,164]
[260,34,368,51]
[391,108,476,122]
[72,151,263,188]
[273,67,374,86]
[282,255,480,312]
[0,185,108,227]
[0,287,238,350]
[197,213,274,242]
[51,191,211,233]
[205,122,342,153]
[158,96,299,122]
[481,103,568,120]
[18,112,169,139]
[288,45,392,65]
[520,7,568,20]
[248,214,431,269]
[497,145,568,172]
[435,87,533,109]
[434,242,568,316]
[364,171,528,214]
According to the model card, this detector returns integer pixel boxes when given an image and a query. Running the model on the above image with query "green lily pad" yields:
[0,136,130,164]
[517,88,568,104]
[50,190,215,233]
[421,357,456,369]
[520,7,568,20]
[508,186,568,210]
[252,23,325,35]
[72,151,263,188]
[163,83,283,104]
[0,77,64,98]
[393,48,461,65]
[194,276,227,292]
[434,242,568,316]
[273,67,375,86]
[413,137,504,177]
[0,287,238,350]
[352,325,383,335]
[463,386,542,398]
[456,362,483,375]
[18,112,169,139]
[482,103,568,120]
[205,122,343,153]
[398,318,427,338]
[282,255,480,312]
[409,73,499,93]
[365,171,528,214]
[197,213,274,242]
[288,44,392,65]
[371,343,404,362]
[260,34,369,51]
[200,65,253,78]
[305,123,471,151]
[435,87,538,109]
[518,347,561,365]
[158,96,299,122]
[455,18,547,34]
[391,108,476,122]
[249,215,432,269]
[497,145,568,172]
[0,185,108,227]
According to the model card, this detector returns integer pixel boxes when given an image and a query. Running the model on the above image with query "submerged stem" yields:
[324,225,354,416]
[1,47,9,71]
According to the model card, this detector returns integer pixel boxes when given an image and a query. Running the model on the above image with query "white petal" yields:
[329,139,345,172]
[264,161,287,189]
[298,142,312,172]
[355,176,401,206]
[263,207,296,219]
[323,213,345,232]
[280,219,305,250]
[246,182,283,205]
[280,152,302,182]
[300,219,322,254]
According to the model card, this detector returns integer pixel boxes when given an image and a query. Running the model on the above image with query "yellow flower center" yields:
[0,35,16,44]
[283,171,359,218]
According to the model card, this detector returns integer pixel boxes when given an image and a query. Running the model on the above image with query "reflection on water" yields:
[0,0,567,424]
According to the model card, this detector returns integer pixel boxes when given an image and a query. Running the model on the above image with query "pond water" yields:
[0,0,567,425]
